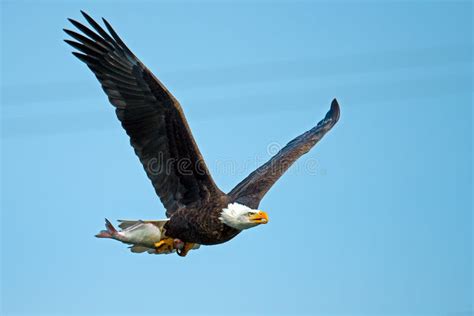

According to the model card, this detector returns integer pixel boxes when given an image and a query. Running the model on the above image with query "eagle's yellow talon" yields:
[154,237,174,253]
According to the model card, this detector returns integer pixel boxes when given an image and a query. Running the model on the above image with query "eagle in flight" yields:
[64,11,340,257]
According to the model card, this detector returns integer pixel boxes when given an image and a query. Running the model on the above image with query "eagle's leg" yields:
[177,242,195,257]
[154,238,175,254]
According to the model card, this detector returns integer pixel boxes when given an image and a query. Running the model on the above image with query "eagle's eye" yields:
[246,212,253,216]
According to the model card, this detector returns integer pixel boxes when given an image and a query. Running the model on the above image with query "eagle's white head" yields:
[219,203,269,230]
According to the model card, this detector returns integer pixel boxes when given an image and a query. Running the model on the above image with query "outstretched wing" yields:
[228,99,340,209]
[64,11,224,216]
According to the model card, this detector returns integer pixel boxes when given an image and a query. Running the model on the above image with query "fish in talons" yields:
[95,218,200,255]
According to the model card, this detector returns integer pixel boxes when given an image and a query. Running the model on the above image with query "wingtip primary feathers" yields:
[331,98,339,110]
[329,98,341,123]
[316,98,340,129]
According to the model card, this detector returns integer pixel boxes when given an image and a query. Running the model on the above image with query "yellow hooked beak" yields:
[249,210,269,224]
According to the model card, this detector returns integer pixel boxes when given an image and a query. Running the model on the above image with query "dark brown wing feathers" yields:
[229,99,340,209]
[64,12,223,216]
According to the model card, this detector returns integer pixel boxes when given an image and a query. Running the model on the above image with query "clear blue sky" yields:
[1,1,472,315]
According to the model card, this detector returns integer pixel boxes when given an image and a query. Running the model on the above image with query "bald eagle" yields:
[64,11,340,257]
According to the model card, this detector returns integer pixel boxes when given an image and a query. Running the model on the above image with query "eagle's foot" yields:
[177,242,195,257]
[154,238,175,254]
